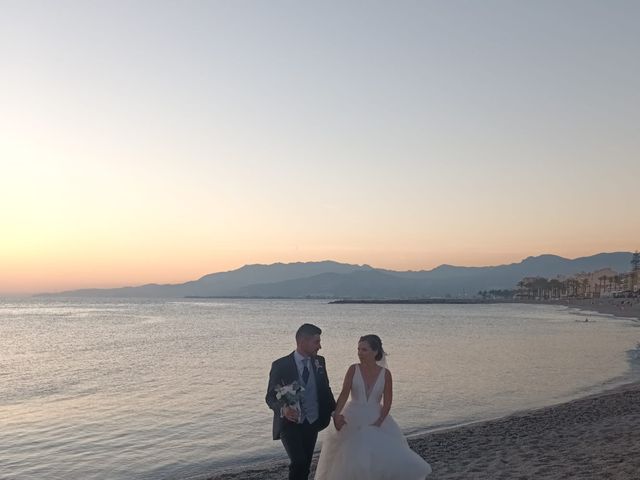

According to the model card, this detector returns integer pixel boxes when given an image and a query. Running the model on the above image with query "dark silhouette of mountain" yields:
[40,261,373,298]
[237,270,434,299]
[385,252,634,292]
[38,252,634,298]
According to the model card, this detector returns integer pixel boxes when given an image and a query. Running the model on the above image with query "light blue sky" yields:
[1,1,639,293]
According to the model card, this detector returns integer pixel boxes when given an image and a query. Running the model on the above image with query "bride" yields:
[315,335,432,479]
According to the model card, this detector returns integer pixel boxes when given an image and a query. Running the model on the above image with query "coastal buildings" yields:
[515,252,640,300]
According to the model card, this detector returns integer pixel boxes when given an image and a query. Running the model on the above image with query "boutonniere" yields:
[314,359,323,373]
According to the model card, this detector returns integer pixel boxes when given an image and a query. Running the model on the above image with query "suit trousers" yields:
[280,419,318,480]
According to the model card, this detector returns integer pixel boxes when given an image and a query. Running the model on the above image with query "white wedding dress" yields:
[315,365,432,480]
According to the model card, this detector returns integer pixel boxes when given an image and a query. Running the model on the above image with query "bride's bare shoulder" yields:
[341,364,357,381]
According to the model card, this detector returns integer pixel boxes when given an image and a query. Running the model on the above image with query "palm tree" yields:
[631,251,640,293]
[565,279,577,298]
[534,278,550,299]
[580,278,589,298]
[598,275,608,297]
[632,251,640,272]
[525,280,535,299]
[548,279,562,299]
[613,275,622,294]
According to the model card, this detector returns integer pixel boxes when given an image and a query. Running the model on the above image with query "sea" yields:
[1,298,639,480]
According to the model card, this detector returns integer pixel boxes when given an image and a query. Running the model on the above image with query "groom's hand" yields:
[283,406,299,423]
[333,414,347,431]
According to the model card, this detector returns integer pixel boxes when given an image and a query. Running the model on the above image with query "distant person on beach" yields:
[315,334,432,479]
[265,324,336,480]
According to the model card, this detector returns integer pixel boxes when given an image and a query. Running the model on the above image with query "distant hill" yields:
[38,252,635,299]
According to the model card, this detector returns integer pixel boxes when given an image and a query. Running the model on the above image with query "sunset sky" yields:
[1,1,639,295]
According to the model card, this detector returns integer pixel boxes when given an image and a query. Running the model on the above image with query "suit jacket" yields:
[265,352,336,440]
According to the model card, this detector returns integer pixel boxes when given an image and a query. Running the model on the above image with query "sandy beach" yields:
[537,297,640,322]
[208,300,640,480]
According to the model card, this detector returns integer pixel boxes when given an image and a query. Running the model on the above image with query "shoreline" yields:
[207,380,640,480]
[329,297,640,322]
[206,301,640,480]
[329,298,507,304]
[519,297,640,322]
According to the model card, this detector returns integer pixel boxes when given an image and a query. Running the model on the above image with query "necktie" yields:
[302,358,310,384]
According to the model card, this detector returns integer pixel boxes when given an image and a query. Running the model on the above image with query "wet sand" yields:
[533,297,640,322]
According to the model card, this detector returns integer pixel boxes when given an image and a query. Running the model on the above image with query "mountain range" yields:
[39,252,635,299]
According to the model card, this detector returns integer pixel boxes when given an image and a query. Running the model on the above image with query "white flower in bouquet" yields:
[275,380,305,406]
[275,381,305,423]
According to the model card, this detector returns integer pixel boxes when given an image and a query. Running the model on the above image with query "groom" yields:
[266,323,336,480]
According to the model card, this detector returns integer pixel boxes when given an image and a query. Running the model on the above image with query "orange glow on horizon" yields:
[2,243,637,295]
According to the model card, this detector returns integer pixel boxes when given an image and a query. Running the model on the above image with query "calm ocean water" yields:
[1,298,639,480]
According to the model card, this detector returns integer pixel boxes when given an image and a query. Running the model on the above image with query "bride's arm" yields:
[333,365,355,430]
[373,369,393,427]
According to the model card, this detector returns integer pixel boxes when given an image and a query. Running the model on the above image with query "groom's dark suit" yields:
[266,352,336,480]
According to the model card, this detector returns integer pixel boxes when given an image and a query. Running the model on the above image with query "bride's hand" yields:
[371,417,384,427]
[333,414,347,431]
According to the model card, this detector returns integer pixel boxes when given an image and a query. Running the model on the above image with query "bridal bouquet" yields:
[275,381,305,422]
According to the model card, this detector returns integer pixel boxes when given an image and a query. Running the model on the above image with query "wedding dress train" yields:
[315,365,431,480]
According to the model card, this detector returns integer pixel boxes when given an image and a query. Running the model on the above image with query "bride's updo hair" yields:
[359,334,385,361]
